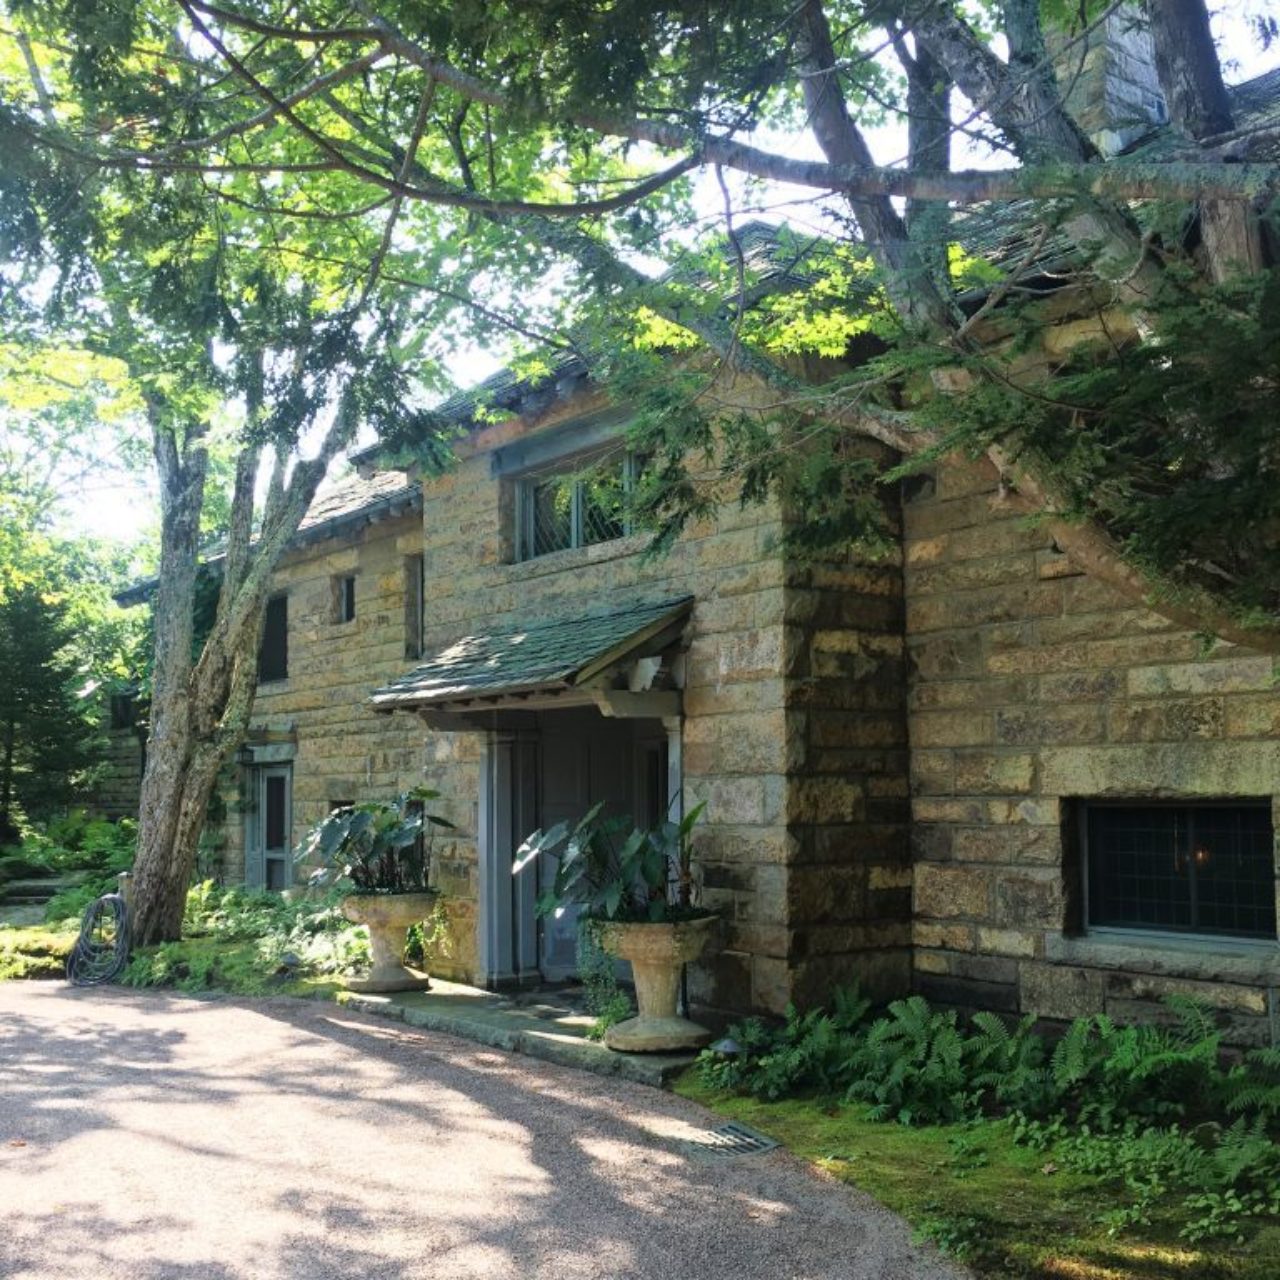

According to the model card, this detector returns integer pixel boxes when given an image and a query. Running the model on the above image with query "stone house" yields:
[109,23,1280,1043]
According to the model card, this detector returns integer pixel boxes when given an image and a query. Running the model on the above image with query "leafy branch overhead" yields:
[6,0,1274,646]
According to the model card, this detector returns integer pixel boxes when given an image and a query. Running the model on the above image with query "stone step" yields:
[0,875,86,904]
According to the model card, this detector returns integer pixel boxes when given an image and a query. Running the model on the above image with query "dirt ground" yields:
[0,982,966,1280]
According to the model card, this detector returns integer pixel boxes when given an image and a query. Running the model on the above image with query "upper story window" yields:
[258,594,288,683]
[516,450,637,561]
[331,574,356,624]
[1084,801,1276,941]
[404,553,425,659]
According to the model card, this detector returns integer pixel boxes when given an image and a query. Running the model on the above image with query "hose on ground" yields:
[66,892,131,987]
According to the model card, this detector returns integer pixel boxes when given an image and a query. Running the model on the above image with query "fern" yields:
[1224,1046,1280,1126]
[846,997,975,1125]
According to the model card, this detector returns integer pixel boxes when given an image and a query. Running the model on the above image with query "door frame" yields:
[476,709,682,988]
[244,762,293,891]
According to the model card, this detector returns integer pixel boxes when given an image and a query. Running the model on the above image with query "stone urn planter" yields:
[341,890,437,993]
[596,915,718,1052]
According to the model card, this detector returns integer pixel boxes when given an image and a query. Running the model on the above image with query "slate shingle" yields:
[370,597,693,710]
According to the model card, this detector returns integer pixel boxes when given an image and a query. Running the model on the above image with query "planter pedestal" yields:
[341,891,437,993]
[597,916,717,1053]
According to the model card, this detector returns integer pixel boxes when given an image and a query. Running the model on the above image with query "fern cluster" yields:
[697,988,1280,1245]
[699,989,1280,1132]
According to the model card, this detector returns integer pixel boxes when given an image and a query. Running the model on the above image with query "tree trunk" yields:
[129,426,206,945]
[1144,0,1266,282]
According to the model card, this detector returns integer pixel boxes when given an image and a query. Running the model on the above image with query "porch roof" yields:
[369,596,693,713]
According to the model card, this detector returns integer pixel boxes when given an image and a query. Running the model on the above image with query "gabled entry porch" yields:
[370,597,692,989]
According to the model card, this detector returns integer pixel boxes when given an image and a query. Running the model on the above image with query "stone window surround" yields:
[511,446,638,562]
[489,407,640,566]
[1049,792,1280,988]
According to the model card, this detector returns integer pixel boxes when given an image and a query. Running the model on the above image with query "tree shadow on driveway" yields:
[0,984,965,1280]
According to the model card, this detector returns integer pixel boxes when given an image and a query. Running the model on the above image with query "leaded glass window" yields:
[1085,801,1276,940]
[517,451,635,560]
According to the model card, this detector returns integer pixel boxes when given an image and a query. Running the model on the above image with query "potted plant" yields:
[294,787,453,992]
[515,801,716,1052]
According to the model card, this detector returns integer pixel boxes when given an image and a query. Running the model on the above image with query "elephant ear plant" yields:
[513,800,709,924]
[296,787,454,894]
[515,801,717,1054]
[294,787,455,993]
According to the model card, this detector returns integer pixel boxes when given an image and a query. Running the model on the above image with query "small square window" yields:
[1084,800,1276,940]
[331,574,356,624]
[258,595,288,683]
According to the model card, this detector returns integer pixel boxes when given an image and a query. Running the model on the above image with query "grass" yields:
[674,1073,1280,1280]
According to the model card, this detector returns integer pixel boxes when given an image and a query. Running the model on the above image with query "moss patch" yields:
[0,924,77,980]
[121,937,343,1000]
[674,1074,1280,1280]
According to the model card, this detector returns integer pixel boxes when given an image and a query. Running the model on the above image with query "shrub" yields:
[122,881,371,993]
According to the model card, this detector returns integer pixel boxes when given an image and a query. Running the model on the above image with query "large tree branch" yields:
[793,0,955,331]
[1144,0,1266,282]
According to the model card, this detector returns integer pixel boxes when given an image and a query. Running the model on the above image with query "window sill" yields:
[1046,930,1280,986]
[501,532,650,581]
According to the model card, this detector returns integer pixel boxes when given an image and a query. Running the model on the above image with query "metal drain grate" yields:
[680,1121,779,1159]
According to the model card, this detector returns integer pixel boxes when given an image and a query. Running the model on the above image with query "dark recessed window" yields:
[404,554,425,659]
[259,595,288,683]
[332,574,356,624]
[516,451,636,561]
[1085,801,1276,940]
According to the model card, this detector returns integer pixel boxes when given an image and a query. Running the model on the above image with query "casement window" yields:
[515,450,639,561]
[258,594,289,683]
[404,553,425,659]
[1084,801,1276,940]
[331,574,356,624]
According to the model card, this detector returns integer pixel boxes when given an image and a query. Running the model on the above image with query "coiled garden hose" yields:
[66,892,131,987]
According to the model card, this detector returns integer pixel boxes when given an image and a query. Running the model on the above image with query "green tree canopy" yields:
[5,0,1274,645]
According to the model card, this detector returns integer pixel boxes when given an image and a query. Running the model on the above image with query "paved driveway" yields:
[0,984,964,1280]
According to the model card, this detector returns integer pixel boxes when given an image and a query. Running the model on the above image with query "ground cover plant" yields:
[682,992,1280,1279]
[119,881,371,997]
[0,923,76,980]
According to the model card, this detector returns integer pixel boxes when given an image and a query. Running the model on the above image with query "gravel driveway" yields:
[0,983,965,1280]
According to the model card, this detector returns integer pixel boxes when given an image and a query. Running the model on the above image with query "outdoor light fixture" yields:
[710,1036,741,1058]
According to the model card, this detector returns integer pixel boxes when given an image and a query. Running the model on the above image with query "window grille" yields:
[1085,801,1276,940]
[517,451,634,560]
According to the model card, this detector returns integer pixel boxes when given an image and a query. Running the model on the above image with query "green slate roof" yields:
[370,597,693,711]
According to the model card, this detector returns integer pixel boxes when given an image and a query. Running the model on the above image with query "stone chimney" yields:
[1049,9,1167,156]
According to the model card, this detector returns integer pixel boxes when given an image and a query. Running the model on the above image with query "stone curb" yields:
[337,991,693,1089]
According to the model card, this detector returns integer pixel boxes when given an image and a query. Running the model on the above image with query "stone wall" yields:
[783,542,913,1006]
[215,510,482,975]
[410,388,913,1012]
[903,457,1280,1044]
[94,726,145,820]
[1050,9,1166,156]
